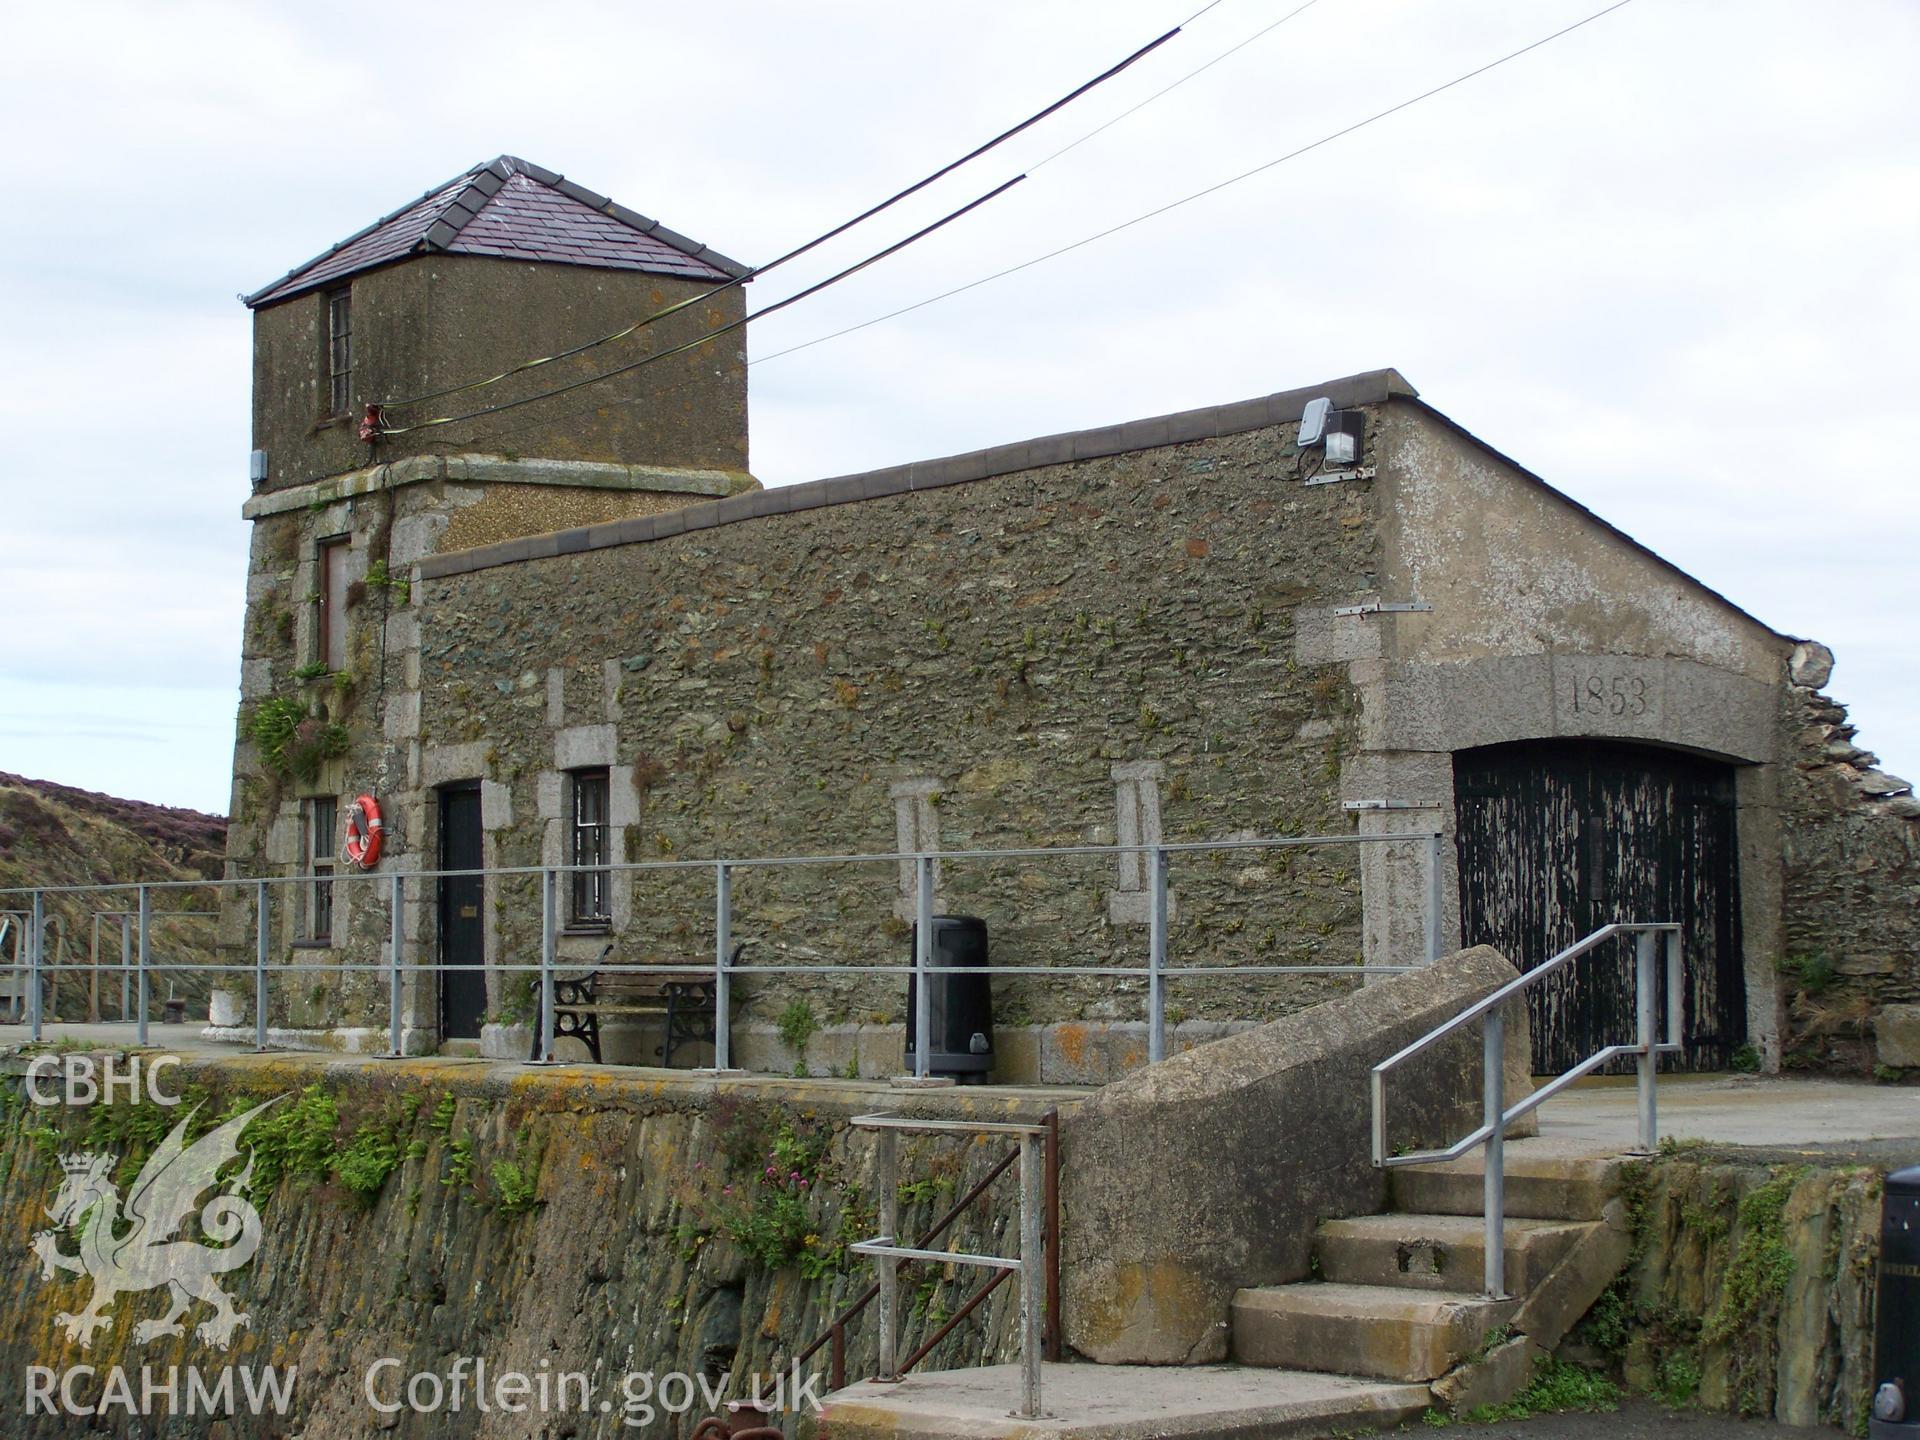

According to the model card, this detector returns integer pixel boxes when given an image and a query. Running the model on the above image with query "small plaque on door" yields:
[459,905,478,918]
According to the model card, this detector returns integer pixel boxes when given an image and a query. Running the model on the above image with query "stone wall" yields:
[250,254,750,491]
[1774,643,1920,1074]
[217,369,1883,1079]
[0,1057,1048,1438]
[405,415,1384,1055]
[1573,1151,1882,1430]
[219,457,753,1048]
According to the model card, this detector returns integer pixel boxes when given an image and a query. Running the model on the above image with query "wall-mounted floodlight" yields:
[1324,412,1364,466]
[1298,397,1333,447]
[249,450,269,490]
[1297,398,1365,470]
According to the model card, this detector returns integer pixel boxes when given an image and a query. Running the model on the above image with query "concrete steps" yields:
[1388,1152,1622,1221]
[1232,1282,1520,1382]
[822,1147,1637,1437]
[1230,1148,1630,1399]
[1315,1212,1589,1294]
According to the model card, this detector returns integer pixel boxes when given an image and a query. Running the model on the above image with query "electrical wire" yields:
[751,0,1640,369]
[1177,0,1231,25]
[421,0,1633,442]
[378,177,1025,435]
[376,21,1184,417]
[1030,0,1322,173]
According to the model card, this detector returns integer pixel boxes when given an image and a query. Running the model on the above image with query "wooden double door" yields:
[1453,739,1745,1074]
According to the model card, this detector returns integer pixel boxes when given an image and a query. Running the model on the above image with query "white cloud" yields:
[0,0,1915,814]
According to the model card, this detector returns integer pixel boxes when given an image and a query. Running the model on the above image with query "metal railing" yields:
[0,913,23,1022]
[795,1110,1060,1395]
[81,910,217,1022]
[4,899,220,1028]
[847,1112,1054,1420]
[1369,922,1684,1298]
[0,830,1445,1070]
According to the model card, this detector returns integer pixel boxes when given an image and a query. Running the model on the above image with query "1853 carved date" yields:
[1568,672,1649,717]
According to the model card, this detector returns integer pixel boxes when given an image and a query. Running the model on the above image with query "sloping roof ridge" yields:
[242,161,482,306]
[243,156,749,308]
[491,156,750,281]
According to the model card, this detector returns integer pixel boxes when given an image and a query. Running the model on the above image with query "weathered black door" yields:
[438,784,488,1041]
[1454,740,1744,1073]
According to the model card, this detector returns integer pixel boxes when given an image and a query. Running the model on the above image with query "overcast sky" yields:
[1,0,1915,815]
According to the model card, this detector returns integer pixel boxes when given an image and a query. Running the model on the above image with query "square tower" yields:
[223,159,754,1047]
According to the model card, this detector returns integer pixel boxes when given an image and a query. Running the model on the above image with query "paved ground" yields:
[824,1362,1431,1440]
[816,1368,1839,1440]
[0,1020,217,1051]
[1533,1071,1920,1154]
[1404,1397,1837,1440]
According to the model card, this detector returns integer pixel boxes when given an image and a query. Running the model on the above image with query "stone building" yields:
[218,157,1918,1080]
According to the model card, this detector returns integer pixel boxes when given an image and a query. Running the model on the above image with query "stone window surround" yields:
[1329,646,1785,1064]
[300,794,338,946]
[890,778,943,922]
[1108,761,1175,926]
[539,725,639,938]
[567,767,613,928]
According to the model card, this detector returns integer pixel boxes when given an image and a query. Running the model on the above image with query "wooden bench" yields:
[530,943,739,1067]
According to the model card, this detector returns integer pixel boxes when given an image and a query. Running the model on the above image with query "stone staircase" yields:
[1230,1149,1634,1412]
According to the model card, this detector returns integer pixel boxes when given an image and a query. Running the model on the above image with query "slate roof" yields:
[244,156,748,308]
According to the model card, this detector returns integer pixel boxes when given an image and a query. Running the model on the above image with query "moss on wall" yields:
[1570,1152,1880,1431]
[414,424,1376,1030]
[0,1056,1041,1438]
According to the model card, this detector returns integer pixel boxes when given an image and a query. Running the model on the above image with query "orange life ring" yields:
[343,794,384,870]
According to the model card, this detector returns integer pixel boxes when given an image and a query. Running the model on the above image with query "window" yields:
[569,769,611,926]
[317,538,349,672]
[326,287,352,416]
[306,796,337,942]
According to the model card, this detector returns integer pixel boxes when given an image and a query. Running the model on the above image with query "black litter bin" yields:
[904,915,993,1082]
[1873,1164,1920,1440]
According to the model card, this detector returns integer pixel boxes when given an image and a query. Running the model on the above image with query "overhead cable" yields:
[377,178,1025,435]
[1030,0,1323,173]
[373,21,1185,419]
[751,0,1640,369]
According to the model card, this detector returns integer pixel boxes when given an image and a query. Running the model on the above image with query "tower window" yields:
[317,537,350,672]
[569,769,611,926]
[326,287,352,416]
[306,796,337,943]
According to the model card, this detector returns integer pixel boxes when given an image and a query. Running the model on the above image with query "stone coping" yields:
[0,1039,1088,1123]
[242,453,753,519]
[416,368,1419,581]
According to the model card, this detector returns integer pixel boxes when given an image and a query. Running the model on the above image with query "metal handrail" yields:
[1369,922,1685,1298]
[1,831,1445,1073]
[0,833,1437,897]
[846,1113,1055,1420]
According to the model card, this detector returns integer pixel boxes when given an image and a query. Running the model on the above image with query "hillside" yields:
[0,772,225,1023]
